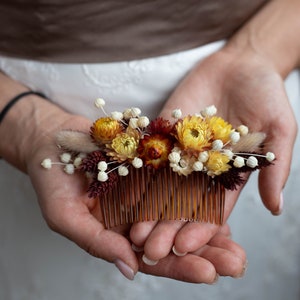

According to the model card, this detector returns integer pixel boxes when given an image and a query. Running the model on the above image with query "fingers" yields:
[134,223,247,281]
[138,252,218,284]
[258,108,297,214]
[46,201,139,280]
[131,220,186,261]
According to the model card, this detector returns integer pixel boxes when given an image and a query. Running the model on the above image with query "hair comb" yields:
[42,98,275,229]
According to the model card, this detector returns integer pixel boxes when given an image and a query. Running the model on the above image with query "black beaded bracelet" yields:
[0,90,47,124]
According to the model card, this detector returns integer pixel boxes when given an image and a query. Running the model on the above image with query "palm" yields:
[25,109,247,282]
[130,48,297,269]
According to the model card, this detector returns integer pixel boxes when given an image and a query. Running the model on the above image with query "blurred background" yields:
[0,71,299,300]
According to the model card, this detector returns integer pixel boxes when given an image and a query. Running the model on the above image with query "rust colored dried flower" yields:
[90,117,123,144]
[80,150,107,174]
[87,171,119,198]
[175,115,212,152]
[138,134,173,168]
[147,117,174,135]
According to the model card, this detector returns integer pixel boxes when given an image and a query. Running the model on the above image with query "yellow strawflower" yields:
[175,116,212,152]
[206,151,231,176]
[110,133,138,161]
[207,116,232,143]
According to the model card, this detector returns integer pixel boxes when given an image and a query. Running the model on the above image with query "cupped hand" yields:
[130,45,297,266]
[24,113,246,283]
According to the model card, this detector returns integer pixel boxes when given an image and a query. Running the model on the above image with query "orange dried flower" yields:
[91,117,123,144]
[138,134,173,169]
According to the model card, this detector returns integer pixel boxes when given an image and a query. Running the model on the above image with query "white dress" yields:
[0,40,299,300]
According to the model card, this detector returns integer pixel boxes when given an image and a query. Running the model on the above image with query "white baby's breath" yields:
[168,152,181,163]
[98,161,108,171]
[111,111,123,121]
[198,151,209,163]
[137,116,150,128]
[94,98,105,108]
[64,164,75,174]
[212,139,223,150]
[60,153,72,163]
[132,157,143,168]
[98,171,108,182]
[246,156,258,168]
[230,131,240,144]
[237,125,249,136]
[118,165,129,176]
[172,109,182,119]
[266,152,276,162]
[233,156,245,168]
[200,105,217,117]
[41,158,52,169]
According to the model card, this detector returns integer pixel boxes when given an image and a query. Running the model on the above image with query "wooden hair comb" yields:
[42,99,275,229]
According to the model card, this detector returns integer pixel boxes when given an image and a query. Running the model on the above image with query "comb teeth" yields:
[100,167,225,229]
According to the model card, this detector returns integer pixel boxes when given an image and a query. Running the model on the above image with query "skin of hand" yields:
[0,73,247,283]
[130,0,299,267]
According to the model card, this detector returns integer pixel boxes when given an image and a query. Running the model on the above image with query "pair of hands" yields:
[26,45,297,283]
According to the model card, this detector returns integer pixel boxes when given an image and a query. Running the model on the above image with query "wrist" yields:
[0,92,90,172]
[224,0,300,78]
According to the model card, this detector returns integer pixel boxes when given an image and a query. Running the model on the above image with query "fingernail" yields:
[172,245,187,257]
[210,274,219,285]
[114,259,135,281]
[132,244,144,252]
[142,254,159,266]
[272,192,284,216]
[234,260,248,278]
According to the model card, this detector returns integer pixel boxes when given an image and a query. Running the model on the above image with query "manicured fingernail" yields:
[132,244,144,252]
[114,259,135,281]
[272,192,284,216]
[172,245,187,257]
[142,254,159,266]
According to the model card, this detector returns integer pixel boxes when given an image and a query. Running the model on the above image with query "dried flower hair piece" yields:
[41,99,275,228]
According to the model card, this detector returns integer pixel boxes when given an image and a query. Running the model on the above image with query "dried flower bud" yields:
[237,125,249,136]
[129,118,139,129]
[198,151,209,162]
[64,164,75,174]
[266,152,275,162]
[233,156,245,168]
[60,153,72,163]
[201,105,217,117]
[111,111,123,121]
[168,152,181,163]
[193,161,204,171]
[246,156,258,168]
[212,139,223,150]
[230,131,240,144]
[137,116,150,128]
[41,158,52,169]
[118,165,129,176]
[130,107,141,117]
[172,109,182,119]
[73,157,82,168]
[222,149,233,159]
[98,171,108,182]
[97,161,108,171]
[95,98,105,108]
[132,157,143,168]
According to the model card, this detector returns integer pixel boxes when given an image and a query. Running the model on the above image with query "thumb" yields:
[258,116,297,215]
